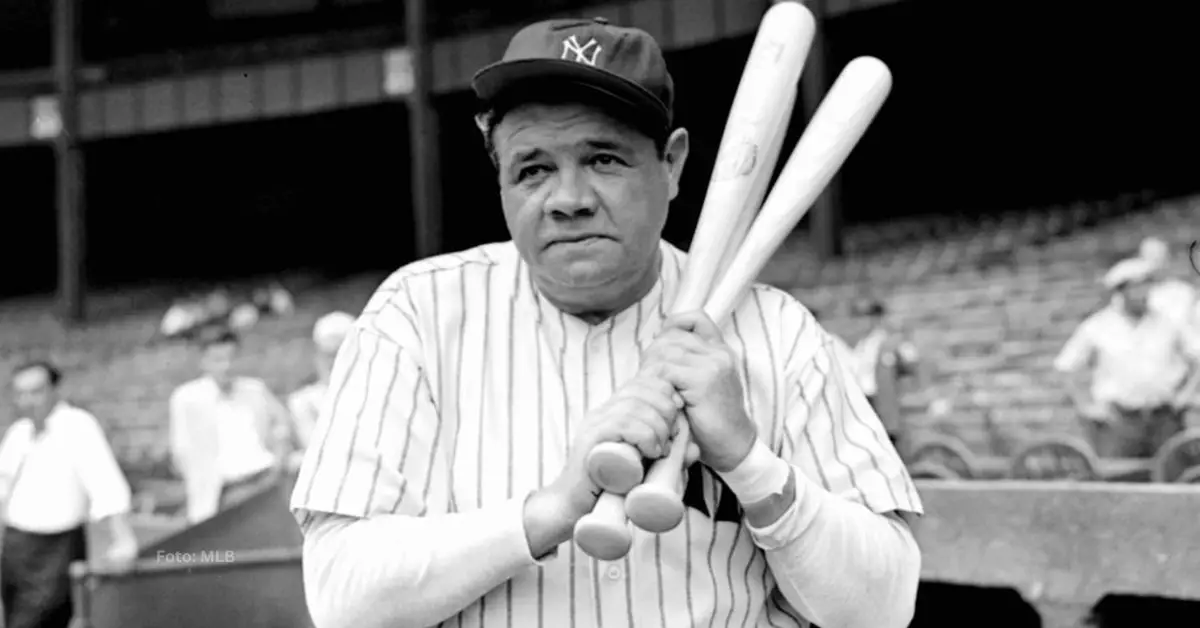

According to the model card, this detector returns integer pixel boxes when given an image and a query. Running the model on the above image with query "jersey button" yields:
[606,565,623,580]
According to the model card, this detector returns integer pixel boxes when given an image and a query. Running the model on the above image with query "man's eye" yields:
[518,165,550,181]
[591,154,624,167]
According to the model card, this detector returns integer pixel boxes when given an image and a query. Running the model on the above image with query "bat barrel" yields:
[671,1,815,314]
[705,56,892,321]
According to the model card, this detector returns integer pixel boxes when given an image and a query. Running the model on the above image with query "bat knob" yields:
[586,443,645,494]
[624,483,685,533]
[574,514,633,561]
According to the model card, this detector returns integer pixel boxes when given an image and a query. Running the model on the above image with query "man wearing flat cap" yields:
[291,16,921,628]
[1055,256,1200,458]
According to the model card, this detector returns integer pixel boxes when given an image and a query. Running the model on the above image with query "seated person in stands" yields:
[286,311,355,469]
[1139,236,1198,328]
[810,307,859,373]
[0,360,138,628]
[1055,257,1200,458]
[169,326,291,522]
[852,299,923,444]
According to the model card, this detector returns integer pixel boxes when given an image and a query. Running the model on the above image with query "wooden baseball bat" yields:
[573,2,816,561]
[624,56,895,533]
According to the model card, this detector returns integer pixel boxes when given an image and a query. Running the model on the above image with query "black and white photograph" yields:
[0,0,1196,626]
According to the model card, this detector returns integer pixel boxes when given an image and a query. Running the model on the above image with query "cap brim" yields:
[472,58,669,128]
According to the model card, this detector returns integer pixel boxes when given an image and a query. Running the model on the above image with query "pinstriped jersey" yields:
[290,239,922,628]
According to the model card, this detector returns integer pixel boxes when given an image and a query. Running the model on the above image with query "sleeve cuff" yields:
[509,491,558,567]
[744,471,820,552]
[745,498,802,550]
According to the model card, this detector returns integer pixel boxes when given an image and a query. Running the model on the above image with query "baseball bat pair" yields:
[574,1,894,561]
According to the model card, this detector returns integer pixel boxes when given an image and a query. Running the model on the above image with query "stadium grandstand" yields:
[0,0,1197,627]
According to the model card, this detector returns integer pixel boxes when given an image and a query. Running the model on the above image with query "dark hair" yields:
[12,360,62,387]
[478,81,671,167]
[195,325,240,350]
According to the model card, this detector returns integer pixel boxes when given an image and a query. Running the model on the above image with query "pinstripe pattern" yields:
[291,239,922,628]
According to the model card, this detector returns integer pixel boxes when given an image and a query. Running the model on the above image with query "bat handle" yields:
[585,442,645,494]
[574,492,634,560]
[624,420,690,533]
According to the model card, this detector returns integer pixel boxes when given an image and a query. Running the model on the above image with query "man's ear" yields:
[475,111,500,169]
[663,128,690,201]
[474,111,491,137]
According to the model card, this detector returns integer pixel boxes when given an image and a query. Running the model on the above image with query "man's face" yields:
[492,102,688,311]
[12,366,58,422]
[1120,280,1151,315]
[200,341,238,386]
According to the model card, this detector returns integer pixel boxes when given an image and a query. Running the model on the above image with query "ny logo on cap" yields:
[561,35,602,66]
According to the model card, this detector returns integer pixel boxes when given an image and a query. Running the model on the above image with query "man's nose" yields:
[543,167,597,219]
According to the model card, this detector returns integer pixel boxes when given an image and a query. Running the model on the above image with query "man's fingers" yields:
[653,362,706,395]
[615,420,662,459]
[617,402,675,457]
[649,329,710,356]
[625,377,681,419]
[663,311,724,343]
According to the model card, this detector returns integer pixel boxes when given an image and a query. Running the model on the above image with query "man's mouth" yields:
[549,235,610,247]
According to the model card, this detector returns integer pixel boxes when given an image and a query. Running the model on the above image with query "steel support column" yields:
[55,0,86,322]
[406,0,442,259]
[798,0,844,259]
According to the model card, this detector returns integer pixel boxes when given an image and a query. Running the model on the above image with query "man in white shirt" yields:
[1055,257,1200,458]
[0,361,138,628]
[169,327,291,523]
[285,312,355,470]
[291,17,921,628]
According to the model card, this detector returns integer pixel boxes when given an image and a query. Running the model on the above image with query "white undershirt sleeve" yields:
[299,496,552,628]
[746,470,921,628]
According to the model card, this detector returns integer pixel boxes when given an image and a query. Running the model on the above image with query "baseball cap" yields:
[471,17,674,133]
[313,311,355,353]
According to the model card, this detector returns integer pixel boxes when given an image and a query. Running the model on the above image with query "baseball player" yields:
[291,17,922,628]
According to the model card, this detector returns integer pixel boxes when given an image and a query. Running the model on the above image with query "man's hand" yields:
[640,312,758,473]
[526,375,685,557]
[103,534,138,574]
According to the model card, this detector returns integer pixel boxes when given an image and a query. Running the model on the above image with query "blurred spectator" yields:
[1139,236,1198,328]
[168,327,292,523]
[851,299,923,444]
[1054,257,1200,458]
[285,312,355,470]
[0,360,138,628]
[159,282,295,340]
[809,307,858,373]
[254,282,295,317]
